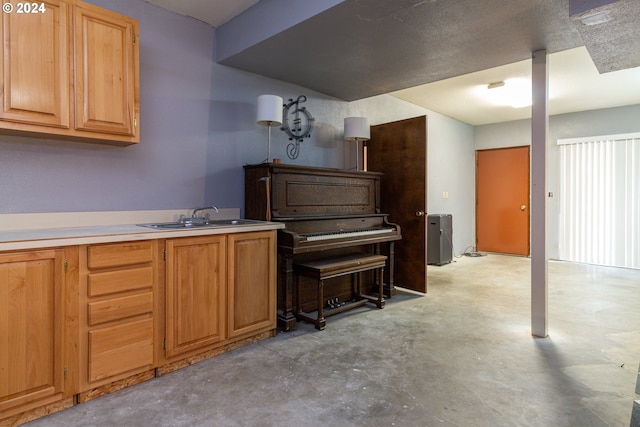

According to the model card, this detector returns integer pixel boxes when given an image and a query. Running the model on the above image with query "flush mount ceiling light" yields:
[579,9,612,25]
[484,78,531,109]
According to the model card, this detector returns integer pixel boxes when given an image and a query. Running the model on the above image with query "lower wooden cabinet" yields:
[164,235,227,359]
[1,229,277,423]
[0,248,75,422]
[161,230,277,362]
[79,241,158,393]
[227,231,276,339]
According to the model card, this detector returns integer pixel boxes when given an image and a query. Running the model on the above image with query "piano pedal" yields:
[327,298,343,309]
[327,298,350,310]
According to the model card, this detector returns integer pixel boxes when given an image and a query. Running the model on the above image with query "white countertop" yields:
[0,210,284,251]
[0,223,285,251]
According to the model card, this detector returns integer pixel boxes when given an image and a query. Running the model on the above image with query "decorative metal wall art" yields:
[281,95,314,160]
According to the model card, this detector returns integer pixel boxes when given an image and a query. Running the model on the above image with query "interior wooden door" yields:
[476,146,530,255]
[367,116,427,293]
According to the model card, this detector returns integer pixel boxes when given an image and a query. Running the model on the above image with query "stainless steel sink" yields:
[207,219,263,226]
[137,218,264,230]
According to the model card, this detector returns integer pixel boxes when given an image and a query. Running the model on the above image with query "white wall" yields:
[356,98,477,254]
[427,112,476,254]
[0,0,477,252]
[0,0,216,214]
[474,104,640,259]
[206,67,477,254]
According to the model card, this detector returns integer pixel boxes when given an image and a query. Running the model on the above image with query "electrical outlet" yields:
[443,191,449,199]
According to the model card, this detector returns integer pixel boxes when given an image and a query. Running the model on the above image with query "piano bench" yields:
[292,253,387,330]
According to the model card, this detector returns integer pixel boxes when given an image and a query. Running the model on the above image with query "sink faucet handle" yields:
[192,206,219,218]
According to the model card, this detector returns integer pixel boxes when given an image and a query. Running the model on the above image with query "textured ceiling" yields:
[391,46,640,125]
[218,0,640,100]
[569,0,640,73]
[150,0,640,125]
[144,0,259,27]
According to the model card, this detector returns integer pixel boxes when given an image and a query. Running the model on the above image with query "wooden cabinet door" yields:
[165,236,227,358]
[73,2,138,137]
[0,0,69,128]
[227,231,276,339]
[0,250,65,417]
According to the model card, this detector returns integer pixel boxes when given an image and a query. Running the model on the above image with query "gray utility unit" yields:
[427,214,452,266]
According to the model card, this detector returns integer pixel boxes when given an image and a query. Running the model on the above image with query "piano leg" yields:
[278,254,298,331]
[376,266,386,308]
[384,242,397,297]
[316,279,326,330]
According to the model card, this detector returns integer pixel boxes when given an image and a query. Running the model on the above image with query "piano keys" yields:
[303,227,394,242]
[244,163,402,330]
[277,214,399,254]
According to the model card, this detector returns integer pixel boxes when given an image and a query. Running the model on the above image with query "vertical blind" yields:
[558,133,640,269]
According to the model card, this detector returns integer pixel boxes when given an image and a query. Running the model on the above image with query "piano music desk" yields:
[293,253,387,330]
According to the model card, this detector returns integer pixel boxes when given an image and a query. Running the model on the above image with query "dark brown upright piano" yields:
[244,163,402,330]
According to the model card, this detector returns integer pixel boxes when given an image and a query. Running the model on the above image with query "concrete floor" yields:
[27,254,640,426]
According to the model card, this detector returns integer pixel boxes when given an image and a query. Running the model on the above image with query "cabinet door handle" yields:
[521,205,527,211]
[415,210,425,217]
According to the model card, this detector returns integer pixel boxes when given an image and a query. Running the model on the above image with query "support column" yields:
[531,49,549,338]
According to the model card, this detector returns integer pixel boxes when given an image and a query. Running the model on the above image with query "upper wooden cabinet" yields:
[73,3,138,139]
[0,0,69,129]
[0,0,139,146]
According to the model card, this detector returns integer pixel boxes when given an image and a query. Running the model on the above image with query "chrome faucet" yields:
[191,205,219,220]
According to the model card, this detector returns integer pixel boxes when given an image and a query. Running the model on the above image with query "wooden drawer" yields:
[88,292,153,326]
[87,241,153,269]
[88,318,153,382]
[88,266,153,297]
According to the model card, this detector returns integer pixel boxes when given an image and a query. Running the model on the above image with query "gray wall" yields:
[5,0,635,260]
[0,0,215,214]
[0,0,477,254]
[475,104,640,259]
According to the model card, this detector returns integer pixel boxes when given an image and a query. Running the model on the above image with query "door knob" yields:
[521,205,527,211]
[415,210,425,217]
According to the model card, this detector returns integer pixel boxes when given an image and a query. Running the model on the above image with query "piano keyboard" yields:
[303,228,394,242]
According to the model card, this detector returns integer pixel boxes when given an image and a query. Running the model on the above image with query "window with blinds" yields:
[558,133,640,269]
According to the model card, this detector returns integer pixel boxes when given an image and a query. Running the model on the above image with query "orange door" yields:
[476,146,530,255]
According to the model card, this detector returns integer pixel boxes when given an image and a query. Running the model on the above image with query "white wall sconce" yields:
[256,94,283,163]
[344,117,370,170]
